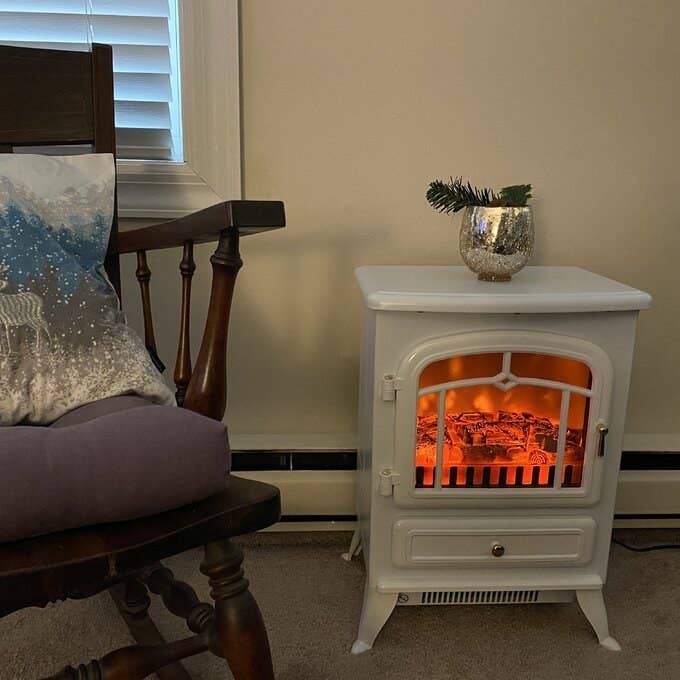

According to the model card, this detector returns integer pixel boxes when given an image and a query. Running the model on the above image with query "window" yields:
[0,0,241,216]
[0,0,183,161]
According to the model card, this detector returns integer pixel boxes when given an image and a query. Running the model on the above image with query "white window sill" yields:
[116,160,223,220]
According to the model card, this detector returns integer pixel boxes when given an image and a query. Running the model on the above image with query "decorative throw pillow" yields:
[0,154,175,425]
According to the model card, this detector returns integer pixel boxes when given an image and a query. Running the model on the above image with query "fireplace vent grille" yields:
[420,590,539,605]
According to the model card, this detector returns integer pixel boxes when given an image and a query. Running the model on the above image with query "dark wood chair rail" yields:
[112,200,285,254]
[0,43,284,680]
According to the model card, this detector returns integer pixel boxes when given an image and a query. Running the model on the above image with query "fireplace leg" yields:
[342,529,362,562]
[576,589,621,651]
[351,583,397,654]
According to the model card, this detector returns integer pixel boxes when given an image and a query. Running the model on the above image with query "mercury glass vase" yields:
[459,206,534,281]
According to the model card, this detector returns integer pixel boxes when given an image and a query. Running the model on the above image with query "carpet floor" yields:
[1,529,678,680]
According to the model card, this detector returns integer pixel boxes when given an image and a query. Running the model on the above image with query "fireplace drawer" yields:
[392,517,596,568]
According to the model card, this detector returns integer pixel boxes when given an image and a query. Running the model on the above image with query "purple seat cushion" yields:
[0,397,230,543]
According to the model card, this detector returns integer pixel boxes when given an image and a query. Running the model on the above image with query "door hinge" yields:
[381,374,404,401]
[379,468,400,496]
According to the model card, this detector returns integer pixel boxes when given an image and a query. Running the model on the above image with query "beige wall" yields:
[125,0,680,443]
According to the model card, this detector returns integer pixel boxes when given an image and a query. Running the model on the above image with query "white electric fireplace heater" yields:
[345,266,651,654]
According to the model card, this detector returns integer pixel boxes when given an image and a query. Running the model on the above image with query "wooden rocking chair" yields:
[0,44,283,679]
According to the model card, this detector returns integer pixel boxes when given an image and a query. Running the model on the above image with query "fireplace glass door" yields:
[414,352,592,492]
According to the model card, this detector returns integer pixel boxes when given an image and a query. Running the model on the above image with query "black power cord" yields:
[612,538,680,552]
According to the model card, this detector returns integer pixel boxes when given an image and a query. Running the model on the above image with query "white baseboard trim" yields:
[235,470,356,516]
[235,469,680,529]
[623,433,680,451]
[615,470,680,517]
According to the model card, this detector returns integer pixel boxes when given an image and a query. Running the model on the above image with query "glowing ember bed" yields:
[346,266,650,654]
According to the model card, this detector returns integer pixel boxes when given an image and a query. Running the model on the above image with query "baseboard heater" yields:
[232,450,680,527]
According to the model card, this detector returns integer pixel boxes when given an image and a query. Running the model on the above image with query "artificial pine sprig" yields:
[426,177,532,214]
[496,184,532,207]
[426,177,497,214]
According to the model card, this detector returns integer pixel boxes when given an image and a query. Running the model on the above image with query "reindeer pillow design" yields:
[0,154,174,425]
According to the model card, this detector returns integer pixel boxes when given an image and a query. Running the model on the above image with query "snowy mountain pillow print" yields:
[0,153,174,425]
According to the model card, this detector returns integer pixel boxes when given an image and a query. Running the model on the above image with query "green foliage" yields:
[497,184,532,207]
[426,177,532,214]
[426,177,497,214]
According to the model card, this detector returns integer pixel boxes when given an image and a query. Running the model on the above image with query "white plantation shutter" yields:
[0,0,183,161]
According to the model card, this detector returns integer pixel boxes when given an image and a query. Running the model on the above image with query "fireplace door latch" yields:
[381,375,404,401]
[596,423,609,457]
[379,468,401,496]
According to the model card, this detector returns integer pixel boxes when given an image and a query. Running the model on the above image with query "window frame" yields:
[116,0,241,218]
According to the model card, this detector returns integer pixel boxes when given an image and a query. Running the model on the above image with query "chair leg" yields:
[200,539,275,680]
[143,563,215,635]
[42,634,209,680]
[115,576,152,619]
[111,577,194,680]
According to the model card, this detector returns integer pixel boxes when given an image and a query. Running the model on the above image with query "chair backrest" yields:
[0,43,120,295]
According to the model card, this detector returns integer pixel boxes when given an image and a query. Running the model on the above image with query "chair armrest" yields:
[110,200,285,254]
[112,199,284,420]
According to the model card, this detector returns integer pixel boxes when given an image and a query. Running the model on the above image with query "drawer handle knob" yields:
[492,544,505,557]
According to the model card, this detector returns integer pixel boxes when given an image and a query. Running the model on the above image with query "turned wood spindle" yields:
[135,249,165,373]
[43,634,209,680]
[174,241,196,406]
[183,229,242,420]
[118,577,151,618]
[144,564,214,634]
[110,576,194,680]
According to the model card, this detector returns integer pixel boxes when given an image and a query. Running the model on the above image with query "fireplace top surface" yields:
[355,266,651,314]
